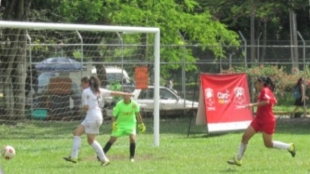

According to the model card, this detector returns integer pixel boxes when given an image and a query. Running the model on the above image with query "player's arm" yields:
[82,90,89,112]
[135,112,144,124]
[100,88,134,97]
[110,91,134,97]
[247,100,269,108]
[111,103,119,131]
[135,103,146,133]
[301,84,308,101]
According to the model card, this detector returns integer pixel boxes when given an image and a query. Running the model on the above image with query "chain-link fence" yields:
[1,28,310,120]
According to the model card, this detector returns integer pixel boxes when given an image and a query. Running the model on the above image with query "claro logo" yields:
[217,90,230,104]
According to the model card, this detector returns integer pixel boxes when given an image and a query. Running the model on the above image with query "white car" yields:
[103,86,198,117]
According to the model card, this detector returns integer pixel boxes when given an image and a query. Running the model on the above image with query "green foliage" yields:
[221,65,309,97]
[53,0,240,80]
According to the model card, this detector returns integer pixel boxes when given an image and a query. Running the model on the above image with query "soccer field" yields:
[0,117,309,174]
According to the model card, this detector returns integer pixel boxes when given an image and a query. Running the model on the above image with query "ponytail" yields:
[257,76,275,91]
[89,76,100,94]
[266,77,275,91]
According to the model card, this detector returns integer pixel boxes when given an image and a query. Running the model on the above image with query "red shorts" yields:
[250,118,275,134]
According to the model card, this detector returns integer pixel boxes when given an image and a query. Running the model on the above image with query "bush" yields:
[221,65,308,97]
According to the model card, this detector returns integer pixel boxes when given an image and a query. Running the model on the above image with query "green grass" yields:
[1,117,310,174]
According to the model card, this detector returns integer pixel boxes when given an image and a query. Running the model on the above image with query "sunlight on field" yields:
[0,118,310,174]
[0,93,3,97]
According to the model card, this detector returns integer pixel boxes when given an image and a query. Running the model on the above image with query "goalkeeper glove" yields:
[138,123,146,133]
[112,122,118,131]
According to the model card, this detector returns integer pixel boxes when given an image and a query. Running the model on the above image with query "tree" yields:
[0,0,32,117]
[55,0,239,80]
[200,0,310,65]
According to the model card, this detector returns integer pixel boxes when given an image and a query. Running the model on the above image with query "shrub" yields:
[221,65,308,97]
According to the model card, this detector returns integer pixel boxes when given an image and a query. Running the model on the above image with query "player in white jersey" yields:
[64,76,134,166]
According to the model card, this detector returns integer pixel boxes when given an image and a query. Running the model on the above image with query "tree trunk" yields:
[0,0,31,118]
[261,21,267,62]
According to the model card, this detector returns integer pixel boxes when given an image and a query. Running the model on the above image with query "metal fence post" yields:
[178,30,186,112]
[238,31,247,68]
[116,32,124,88]
[76,31,83,77]
[297,31,307,116]
[26,31,32,113]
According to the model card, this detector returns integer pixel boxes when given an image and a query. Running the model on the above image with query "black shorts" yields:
[294,97,305,106]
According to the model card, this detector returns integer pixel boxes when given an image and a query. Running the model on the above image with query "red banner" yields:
[135,66,148,89]
[196,73,253,133]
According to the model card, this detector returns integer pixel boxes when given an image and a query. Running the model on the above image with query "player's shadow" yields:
[218,168,238,173]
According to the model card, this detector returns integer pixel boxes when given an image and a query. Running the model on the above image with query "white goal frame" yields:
[0,21,161,146]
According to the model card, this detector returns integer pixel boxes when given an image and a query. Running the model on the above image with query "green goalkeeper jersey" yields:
[113,100,140,127]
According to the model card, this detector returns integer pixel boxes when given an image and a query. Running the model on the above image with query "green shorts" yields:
[111,125,136,137]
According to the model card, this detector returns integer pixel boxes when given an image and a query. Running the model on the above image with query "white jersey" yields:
[82,87,111,120]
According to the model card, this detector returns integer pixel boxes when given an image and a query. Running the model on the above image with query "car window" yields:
[138,89,154,99]
[160,88,177,100]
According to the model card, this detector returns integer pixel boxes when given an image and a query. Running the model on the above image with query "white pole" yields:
[154,30,160,147]
[0,21,158,33]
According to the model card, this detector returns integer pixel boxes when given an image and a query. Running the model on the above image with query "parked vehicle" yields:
[103,86,198,117]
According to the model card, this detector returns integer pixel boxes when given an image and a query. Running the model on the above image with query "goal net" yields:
[0,21,160,146]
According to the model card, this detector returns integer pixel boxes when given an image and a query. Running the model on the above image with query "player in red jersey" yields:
[227,76,296,166]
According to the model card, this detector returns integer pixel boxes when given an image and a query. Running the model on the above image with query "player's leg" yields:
[64,124,85,163]
[102,126,124,153]
[262,132,296,157]
[97,136,117,162]
[129,134,136,162]
[103,136,118,154]
[87,134,110,166]
[291,106,299,117]
[303,104,307,117]
[87,120,110,166]
[227,125,256,166]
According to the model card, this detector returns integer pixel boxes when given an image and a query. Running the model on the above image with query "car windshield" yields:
[106,73,123,82]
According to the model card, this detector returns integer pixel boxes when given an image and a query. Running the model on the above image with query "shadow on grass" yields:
[275,117,310,135]
[2,116,310,140]
[218,168,238,173]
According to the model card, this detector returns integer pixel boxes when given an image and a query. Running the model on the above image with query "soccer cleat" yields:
[101,159,110,167]
[227,157,242,166]
[288,143,296,157]
[63,156,77,163]
[130,158,135,162]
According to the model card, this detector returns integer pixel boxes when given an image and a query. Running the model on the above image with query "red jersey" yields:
[255,87,277,122]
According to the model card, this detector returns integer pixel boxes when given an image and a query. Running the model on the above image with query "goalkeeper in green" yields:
[101,91,146,162]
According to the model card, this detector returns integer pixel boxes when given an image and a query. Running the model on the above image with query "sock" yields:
[91,141,108,161]
[272,141,290,150]
[130,142,136,158]
[236,143,247,160]
[103,142,113,153]
[71,136,81,159]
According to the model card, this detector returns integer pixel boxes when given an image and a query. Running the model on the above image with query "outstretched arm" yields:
[246,100,269,108]
[110,91,134,97]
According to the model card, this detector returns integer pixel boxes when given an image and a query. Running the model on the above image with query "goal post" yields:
[0,21,161,147]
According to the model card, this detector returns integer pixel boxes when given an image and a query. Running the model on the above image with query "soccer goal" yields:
[0,21,161,146]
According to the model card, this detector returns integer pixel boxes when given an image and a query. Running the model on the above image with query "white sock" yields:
[91,141,108,161]
[272,141,290,150]
[71,136,81,159]
[237,143,247,160]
